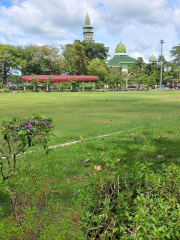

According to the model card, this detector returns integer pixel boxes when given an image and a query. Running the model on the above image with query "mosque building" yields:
[107,42,137,74]
[82,13,137,74]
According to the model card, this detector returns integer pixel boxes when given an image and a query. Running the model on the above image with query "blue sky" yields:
[0,0,180,62]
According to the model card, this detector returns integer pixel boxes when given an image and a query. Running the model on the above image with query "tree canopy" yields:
[86,59,107,80]
[0,44,21,85]
[170,44,180,68]
[17,44,65,75]
[82,41,109,61]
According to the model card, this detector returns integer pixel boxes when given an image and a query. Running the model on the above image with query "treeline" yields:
[0,41,108,84]
[1,41,180,89]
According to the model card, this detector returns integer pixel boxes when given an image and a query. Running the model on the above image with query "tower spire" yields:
[85,12,90,26]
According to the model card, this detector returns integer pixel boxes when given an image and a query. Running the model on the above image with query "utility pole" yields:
[160,39,165,89]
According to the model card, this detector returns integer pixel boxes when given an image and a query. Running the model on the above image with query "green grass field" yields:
[0,91,180,239]
[1,91,180,187]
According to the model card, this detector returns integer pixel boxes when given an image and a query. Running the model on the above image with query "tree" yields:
[0,44,21,86]
[42,75,53,92]
[30,75,40,91]
[68,78,77,91]
[105,68,125,91]
[143,74,156,89]
[144,62,161,85]
[8,75,22,85]
[52,82,63,92]
[133,57,145,73]
[17,44,65,75]
[61,44,75,74]
[170,44,180,68]
[83,82,95,91]
[81,41,109,61]
[144,62,156,76]
[72,41,87,75]
[86,59,107,80]
[130,73,144,89]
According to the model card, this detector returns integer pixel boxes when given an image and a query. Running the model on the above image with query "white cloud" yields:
[0,24,15,42]
[171,6,180,38]
[0,0,179,63]
[133,37,152,51]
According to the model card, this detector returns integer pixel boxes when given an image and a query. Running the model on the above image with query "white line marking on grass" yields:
[3,116,177,158]
[49,130,126,149]
[1,129,130,158]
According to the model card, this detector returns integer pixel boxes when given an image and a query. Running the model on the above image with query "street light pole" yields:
[160,39,165,89]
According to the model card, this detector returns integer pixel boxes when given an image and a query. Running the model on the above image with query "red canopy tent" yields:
[21,75,99,82]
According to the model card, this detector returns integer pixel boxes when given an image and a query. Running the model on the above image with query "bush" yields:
[78,162,180,239]
[0,115,53,182]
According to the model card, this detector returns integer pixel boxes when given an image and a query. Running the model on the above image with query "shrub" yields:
[0,114,53,182]
[78,162,180,239]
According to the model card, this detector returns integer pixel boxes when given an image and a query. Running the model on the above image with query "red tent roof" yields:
[22,75,99,82]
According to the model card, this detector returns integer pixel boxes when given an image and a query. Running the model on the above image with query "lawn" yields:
[0,91,180,239]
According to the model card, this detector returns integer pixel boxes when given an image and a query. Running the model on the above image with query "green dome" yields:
[149,55,156,63]
[115,42,126,54]
[85,13,90,26]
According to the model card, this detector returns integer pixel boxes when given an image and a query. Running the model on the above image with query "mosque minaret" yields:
[83,13,94,42]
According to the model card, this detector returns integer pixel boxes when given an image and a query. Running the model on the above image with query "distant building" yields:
[149,55,156,63]
[107,42,137,74]
[83,13,94,42]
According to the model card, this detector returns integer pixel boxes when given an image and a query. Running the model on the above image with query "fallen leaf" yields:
[100,156,103,159]
[79,136,83,139]
[72,175,78,179]
[141,136,147,140]
[84,158,91,162]
[66,165,70,168]
[110,119,114,121]
[67,178,70,185]
[70,214,80,223]
[117,158,127,162]
[79,177,86,181]
[101,138,105,140]
[87,152,90,155]
[95,165,101,171]
[157,155,165,158]
[49,179,55,183]
[163,137,169,139]
[28,164,34,169]
[162,148,166,152]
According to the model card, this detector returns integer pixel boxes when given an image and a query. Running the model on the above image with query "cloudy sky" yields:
[0,0,180,62]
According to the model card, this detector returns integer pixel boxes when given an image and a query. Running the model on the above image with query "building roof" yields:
[115,42,126,54]
[108,56,137,66]
[22,75,99,82]
[149,55,156,63]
